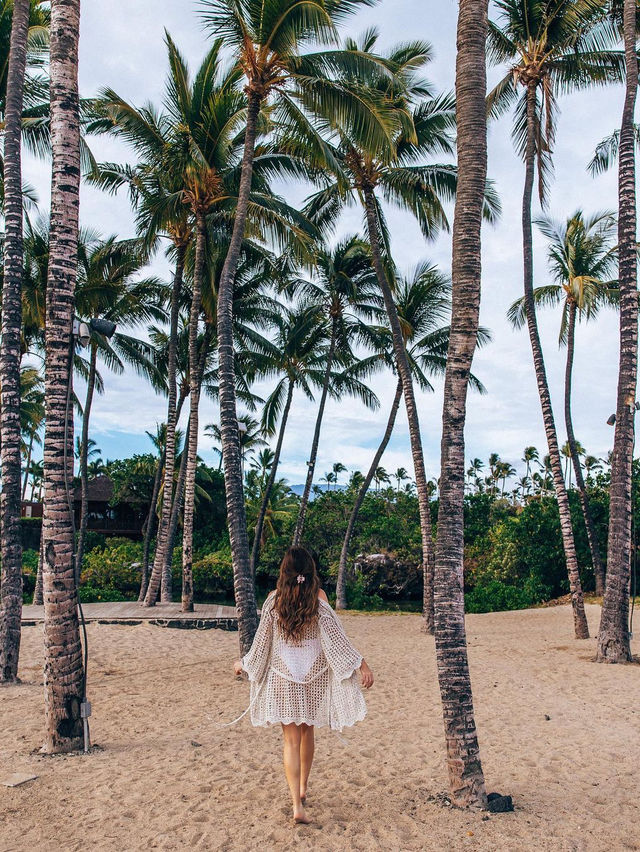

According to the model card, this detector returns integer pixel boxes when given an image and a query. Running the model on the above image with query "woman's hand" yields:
[360,660,374,689]
[233,660,244,676]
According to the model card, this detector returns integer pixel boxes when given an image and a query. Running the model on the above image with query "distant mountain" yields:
[289,483,346,496]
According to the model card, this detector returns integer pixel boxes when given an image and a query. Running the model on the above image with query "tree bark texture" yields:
[362,186,436,633]
[41,0,85,752]
[522,81,589,640]
[564,303,606,596]
[138,446,165,602]
[74,342,96,581]
[433,0,488,807]
[216,91,261,654]
[144,245,186,606]
[181,213,207,613]
[597,0,638,662]
[0,0,30,684]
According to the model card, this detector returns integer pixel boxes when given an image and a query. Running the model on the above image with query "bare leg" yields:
[300,723,314,802]
[281,723,311,823]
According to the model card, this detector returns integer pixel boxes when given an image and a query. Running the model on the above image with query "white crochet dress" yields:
[241,594,367,731]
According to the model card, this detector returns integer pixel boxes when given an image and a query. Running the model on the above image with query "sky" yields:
[25,0,633,488]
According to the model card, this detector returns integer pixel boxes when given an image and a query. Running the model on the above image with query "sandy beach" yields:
[1,603,638,852]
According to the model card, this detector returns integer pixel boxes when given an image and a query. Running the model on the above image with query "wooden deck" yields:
[21,601,241,631]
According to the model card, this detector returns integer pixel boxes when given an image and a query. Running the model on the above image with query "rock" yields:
[1,773,37,787]
[486,793,514,813]
[352,552,422,599]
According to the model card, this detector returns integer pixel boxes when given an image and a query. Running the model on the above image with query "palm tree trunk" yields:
[22,432,34,501]
[138,446,164,602]
[433,0,488,806]
[144,244,186,606]
[169,328,212,605]
[41,0,84,751]
[522,81,589,639]
[362,185,436,633]
[75,341,97,582]
[161,389,191,590]
[33,533,44,605]
[182,213,208,614]
[293,319,337,546]
[0,0,30,684]
[251,379,294,577]
[564,302,606,596]
[216,90,261,653]
[164,419,189,579]
[597,0,638,662]
[336,378,402,610]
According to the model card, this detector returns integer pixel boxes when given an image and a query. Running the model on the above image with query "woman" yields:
[233,546,374,824]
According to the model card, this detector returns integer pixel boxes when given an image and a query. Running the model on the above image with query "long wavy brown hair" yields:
[274,547,320,640]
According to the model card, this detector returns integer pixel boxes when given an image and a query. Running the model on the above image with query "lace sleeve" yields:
[319,602,363,682]
[241,594,275,683]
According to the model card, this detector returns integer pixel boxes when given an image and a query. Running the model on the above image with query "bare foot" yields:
[293,806,311,824]
[300,790,307,804]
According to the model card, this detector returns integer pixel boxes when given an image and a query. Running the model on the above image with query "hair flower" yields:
[296,574,305,584]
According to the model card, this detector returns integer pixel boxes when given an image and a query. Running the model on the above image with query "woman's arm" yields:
[317,589,373,686]
[233,593,275,679]
[359,659,374,688]
[318,598,374,687]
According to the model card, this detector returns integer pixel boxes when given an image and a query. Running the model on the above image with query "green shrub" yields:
[21,549,39,600]
[81,538,143,593]
[191,548,234,598]
[22,548,39,574]
[346,575,384,610]
[78,585,131,603]
[83,530,107,554]
[465,576,551,614]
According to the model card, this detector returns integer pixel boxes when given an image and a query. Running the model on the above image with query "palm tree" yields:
[335,263,489,613]
[248,303,352,576]
[149,40,252,614]
[598,0,638,663]
[487,1,622,639]
[467,458,484,494]
[332,462,347,490]
[72,234,164,577]
[92,34,296,610]
[394,467,408,494]
[584,454,603,485]
[498,462,517,498]
[0,0,31,684]
[245,472,297,552]
[521,446,539,495]
[137,425,165,601]
[89,89,192,610]
[19,366,45,501]
[320,471,335,490]
[303,34,498,629]
[517,475,531,497]
[200,0,383,653]
[0,0,50,201]
[509,209,618,595]
[28,458,43,501]
[373,466,389,491]
[206,416,267,470]
[433,0,489,806]
[41,0,84,753]
[291,235,380,543]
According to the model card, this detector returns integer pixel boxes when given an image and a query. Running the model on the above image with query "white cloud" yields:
[29,0,632,485]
